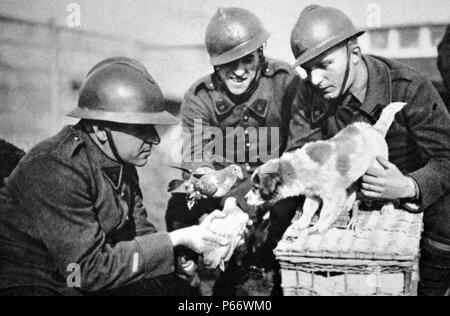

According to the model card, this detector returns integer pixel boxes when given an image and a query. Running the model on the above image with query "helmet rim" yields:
[210,30,270,66]
[67,107,178,125]
[292,28,365,68]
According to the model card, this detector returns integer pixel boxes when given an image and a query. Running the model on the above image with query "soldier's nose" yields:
[309,69,323,87]
[150,135,160,145]
[233,68,245,77]
[232,61,247,76]
[145,126,160,145]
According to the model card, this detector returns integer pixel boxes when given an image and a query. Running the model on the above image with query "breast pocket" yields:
[95,185,128,236]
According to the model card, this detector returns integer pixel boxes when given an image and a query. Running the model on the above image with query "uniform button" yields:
[245,164,251,171]
[120,192,125,198]
[243,116,249,121]
[265,68,270,74]
[246,143,250,148]
[209,83,214,88]
[74,136,79,141]
[126,215,130,221]
[244,129,248,135]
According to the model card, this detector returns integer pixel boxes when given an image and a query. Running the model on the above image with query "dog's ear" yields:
[251,169,259,184]
[259,173,281,200]
[259,159,280,174]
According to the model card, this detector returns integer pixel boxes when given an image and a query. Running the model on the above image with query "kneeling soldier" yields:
[0,57,235,296]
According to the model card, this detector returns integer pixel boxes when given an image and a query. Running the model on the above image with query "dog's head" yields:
[245,160,282,206]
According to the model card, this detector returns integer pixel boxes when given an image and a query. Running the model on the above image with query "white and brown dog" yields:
[245,102,406,234]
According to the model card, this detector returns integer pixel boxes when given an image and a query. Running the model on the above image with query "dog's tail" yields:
[373,102,407,137]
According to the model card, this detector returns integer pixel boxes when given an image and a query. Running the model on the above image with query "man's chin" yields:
[322,91,338,100]
[226,82,250,95]
[135,158,149,167]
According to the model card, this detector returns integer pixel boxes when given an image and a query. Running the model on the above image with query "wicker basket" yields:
[275,208,423,296]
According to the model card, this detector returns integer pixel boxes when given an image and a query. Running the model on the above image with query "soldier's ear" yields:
[350,45,362,65]
[92,125,108,143]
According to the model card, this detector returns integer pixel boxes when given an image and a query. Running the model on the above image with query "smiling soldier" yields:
[165,7,302,295]
[0,57,235,296]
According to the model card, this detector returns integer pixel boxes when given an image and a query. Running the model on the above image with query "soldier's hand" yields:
[169,221,229,254]
[177,256,197,277]
[361,156,417,200]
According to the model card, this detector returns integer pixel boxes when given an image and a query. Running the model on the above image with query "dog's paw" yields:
[291,218,311,231]
[347,200,361,231]
[306,226,320,235]
[346,218,357,231]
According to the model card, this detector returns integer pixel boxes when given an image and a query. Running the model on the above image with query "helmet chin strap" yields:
[338,44,352,100]
[104,127,128,165]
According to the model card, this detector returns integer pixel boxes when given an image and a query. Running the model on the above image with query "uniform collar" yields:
[212,74,271,119]
[359,55,392,118]
[73,123,125,189]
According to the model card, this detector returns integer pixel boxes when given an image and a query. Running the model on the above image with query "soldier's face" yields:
[109,124,161,167]
[303,45,349,100]
[217,51,260,96]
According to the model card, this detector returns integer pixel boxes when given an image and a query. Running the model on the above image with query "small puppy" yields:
[245,102,406,234]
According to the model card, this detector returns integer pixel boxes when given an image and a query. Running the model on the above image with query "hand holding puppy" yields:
[361,156,418,200]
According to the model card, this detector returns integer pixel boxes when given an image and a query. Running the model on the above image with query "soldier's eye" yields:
[242,55,255,64]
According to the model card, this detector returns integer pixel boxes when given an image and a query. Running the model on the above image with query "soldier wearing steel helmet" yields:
[288,5,450,296]
[0,57,239,296]
[165,7,302,295]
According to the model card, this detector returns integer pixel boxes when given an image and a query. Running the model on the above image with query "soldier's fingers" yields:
[201,210,226,228]
[376,156,397,170]
[362,174,384,185]
[365,167,386,177]
[202,210,221,228]
[361,189,382,199]
[361,182,383,193]
[203,230,229,246]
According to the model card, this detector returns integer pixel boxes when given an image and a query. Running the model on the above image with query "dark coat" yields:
[0,139,25,188]
[438,25,450,92]
[0,124,174,295]
[181,58,301,175]
[288,54,450,245]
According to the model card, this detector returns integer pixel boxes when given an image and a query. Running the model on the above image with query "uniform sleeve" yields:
[132,186,158,236]
[286,82,324,152]
[438,25,450,91]
[404,79,450,210]
[15,156,174,292]
[279,71,302,153]
[181,90,215,172]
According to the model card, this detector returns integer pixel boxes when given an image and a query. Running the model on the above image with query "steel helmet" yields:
[205,7,270,66]
[291,5,365,68]
[67,57,178,125]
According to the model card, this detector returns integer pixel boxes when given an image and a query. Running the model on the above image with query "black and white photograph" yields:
[0,0,449,298]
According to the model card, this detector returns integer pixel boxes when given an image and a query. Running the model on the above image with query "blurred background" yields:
[1,0,449,230]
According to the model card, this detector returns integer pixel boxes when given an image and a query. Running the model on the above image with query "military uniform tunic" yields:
[181,59,300,175]
[0,124,174,295]
[288,54,450,245]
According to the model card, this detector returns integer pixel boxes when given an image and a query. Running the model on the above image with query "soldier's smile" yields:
[217,50,260,96]
[230,74,247,83]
